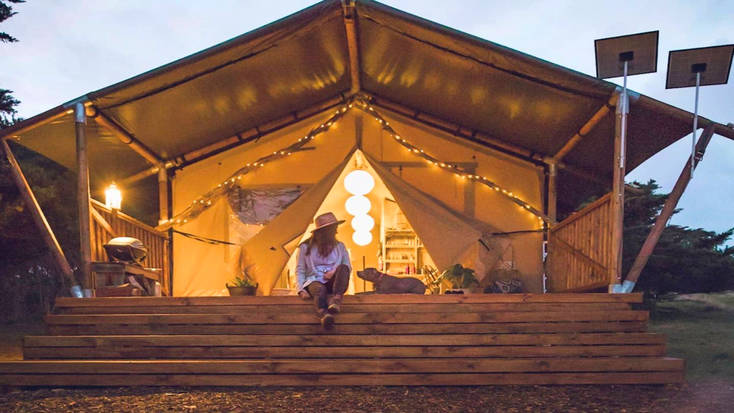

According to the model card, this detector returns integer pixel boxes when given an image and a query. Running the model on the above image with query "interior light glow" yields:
[105,183,122,210]
[352,230,373,246]
[351,214,375,232]
[345,195,371,216]
[344,170,375,195]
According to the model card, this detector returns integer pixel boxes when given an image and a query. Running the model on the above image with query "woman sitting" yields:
[296,212,351,329]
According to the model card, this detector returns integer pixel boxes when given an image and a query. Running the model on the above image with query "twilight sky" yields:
[2,0,733,243]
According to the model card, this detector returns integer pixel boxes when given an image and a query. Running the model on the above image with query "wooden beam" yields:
[625,125,716,284]
[342,0,361,94]
[547,161,558,222]
[0,105,69,140]
[369,94,545,166]
[380,161,479,169]
[609,93,625,287]
[75,103,93,292]
[93,111,161,165]
[157,165,169,224]
[0,138,75,286]
[90,206,114,237]
[553,94,618,161]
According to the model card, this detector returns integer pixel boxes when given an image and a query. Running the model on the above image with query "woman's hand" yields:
[324,269,336,280]
[298,290,311,300]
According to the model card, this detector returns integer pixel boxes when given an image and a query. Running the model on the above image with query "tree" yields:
[1,0,24,127]
[622,180,734,294]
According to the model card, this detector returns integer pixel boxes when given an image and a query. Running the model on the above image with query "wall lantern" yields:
[105,183,122,210]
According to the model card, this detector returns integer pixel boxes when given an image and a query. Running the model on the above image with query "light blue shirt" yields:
[296,241,350,292]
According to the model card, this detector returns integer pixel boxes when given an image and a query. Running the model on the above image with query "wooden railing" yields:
[547,193,612,292]
[90,200,170,294]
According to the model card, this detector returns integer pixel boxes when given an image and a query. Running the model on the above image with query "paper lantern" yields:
[352,230,373,246]
[344,170,375,195]
[351,214,375,232]
[105,183,122,210]
[345,195,371,216]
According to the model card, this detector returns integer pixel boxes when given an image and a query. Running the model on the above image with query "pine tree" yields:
[623,181,734,294]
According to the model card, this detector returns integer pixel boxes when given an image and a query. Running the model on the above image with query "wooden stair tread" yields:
[47,321,648,335]
[53,293,644,308]
[0,357,684,374]
[45,311,649,324]
[24,344,666,359]
[0,372,684,386]
[24,332,667,347]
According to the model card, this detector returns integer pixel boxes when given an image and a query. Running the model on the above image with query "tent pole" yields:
[553,93,618,162]
[158,165,169,225]
[547,161,558,222]
[93,111,162,165]
[1,138,75,287]
[342,0,361,94]
[75,102,93,295]
[609,91,626,290]
[624,125,715,288]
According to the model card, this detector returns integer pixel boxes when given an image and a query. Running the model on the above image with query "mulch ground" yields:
[2,381,733,412]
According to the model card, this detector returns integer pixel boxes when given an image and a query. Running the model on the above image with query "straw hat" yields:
[311,212,345,232]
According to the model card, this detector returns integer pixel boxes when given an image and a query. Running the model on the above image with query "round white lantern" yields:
[352,231,373,246]
[351,214,375,232]
[344,170,375,195]
[345,195,371,216]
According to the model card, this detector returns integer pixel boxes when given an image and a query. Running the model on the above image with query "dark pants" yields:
[305,264,350,311]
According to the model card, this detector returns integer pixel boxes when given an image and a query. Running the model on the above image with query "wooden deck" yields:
[0,293,684,386]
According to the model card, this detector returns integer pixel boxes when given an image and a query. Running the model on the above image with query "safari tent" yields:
[6,0,734,387]
[2,0,733,298]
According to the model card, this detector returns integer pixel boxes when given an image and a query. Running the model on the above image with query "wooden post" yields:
[609,92,625,288]
[158,165,169,225]
[342,0,361,94]
[625,125,716,284]
[75,102,93,292]
[1,138,75,286]
[547,161,558,222]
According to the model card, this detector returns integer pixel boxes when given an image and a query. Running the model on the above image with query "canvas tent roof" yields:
[3,0,733,213]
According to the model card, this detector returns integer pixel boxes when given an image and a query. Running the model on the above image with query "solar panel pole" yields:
[691,69,701,178]
[593,31,658,293]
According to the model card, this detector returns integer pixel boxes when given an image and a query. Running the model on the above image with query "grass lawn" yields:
[648,291,734,382]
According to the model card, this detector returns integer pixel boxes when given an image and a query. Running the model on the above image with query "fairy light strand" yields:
[350,96,549,225]
[159,95,547,229]
[158,104,351,229]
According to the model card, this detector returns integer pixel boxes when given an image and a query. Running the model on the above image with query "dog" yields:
[357,268,426,294]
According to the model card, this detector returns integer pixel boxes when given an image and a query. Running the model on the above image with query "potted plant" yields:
[227,266,258,296]
[441,264,479,294]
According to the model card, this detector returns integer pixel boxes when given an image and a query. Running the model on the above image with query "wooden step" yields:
[47,320,648,336]
[52,293,644,309]
[24,344,666,360]
[0,371,684,386]
[24,333,666,348]
[54,302,634,314]
[0,358,684,374]
[1,293,683,387]
[45,311,649,326]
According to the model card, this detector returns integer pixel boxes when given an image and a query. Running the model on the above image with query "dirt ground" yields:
[1,381,733,412]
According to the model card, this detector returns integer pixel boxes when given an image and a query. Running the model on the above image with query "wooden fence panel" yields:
[547,193,612,292]
[90,200,170,294]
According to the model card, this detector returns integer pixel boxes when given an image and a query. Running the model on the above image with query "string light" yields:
[160,95,548,229]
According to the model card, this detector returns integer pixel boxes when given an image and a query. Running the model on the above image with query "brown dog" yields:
[357,268,426,294]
